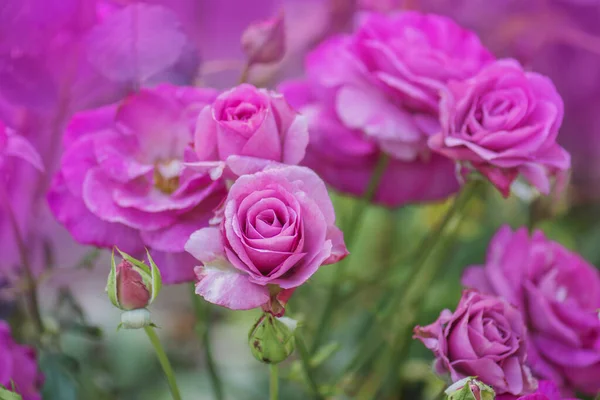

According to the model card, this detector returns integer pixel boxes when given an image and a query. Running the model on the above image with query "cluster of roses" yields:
[1,8,597,400]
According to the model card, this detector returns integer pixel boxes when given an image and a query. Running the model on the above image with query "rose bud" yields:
[0,385,23,400]
[106,248,162,329]
[445,377,495,400]
[248,313,296,364]
[241,12,285,66]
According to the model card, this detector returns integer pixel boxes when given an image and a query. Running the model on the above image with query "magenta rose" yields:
[462,226,600,395]
[429,59,571,197]
[0,322,43,400]
[280,11,494,206]
[185,164,347,312]
[193,84,308,177]
[414,290,537,396]
[48,84,227,284]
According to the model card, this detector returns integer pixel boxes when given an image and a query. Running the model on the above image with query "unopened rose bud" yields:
[106,249,162,324]
[445,377,495,400]
[248,313,296,364]
[241,12,285,66]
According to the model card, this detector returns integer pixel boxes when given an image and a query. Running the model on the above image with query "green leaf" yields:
[39,353,79,400]
[310,342,340,368]
[145,248,162,303]
[106,249,120,309]
[0,384,22,400]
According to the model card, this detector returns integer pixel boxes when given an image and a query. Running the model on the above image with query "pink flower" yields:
[0,322,43,400]
[0,121,43,172]
[48,84,227,284]
[241,13,286,66]
[193,84,308,178]
[429,59,571,197]
[185,164,347,312]
[115,260,152,311]
[280,11,494,206]
[462,226,600,395]
[414,290,537,396]
[498,381,579,400]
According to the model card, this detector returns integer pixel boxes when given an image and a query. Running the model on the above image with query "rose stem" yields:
[311,154,390,353]
[373,179,482,398]
[143,325,182,400]
[0,184,44,340]
[295,330,324,399]
[190,285,224,400]
[269,364,279,400]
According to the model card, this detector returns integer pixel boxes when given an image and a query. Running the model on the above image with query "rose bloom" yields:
[0,322,43,400]
[462,226,600,395]
[414,290,537,396]
[429,59,571,197]
[48,84,227,284]
[185,164,347,311]
[193,84,308,178]
[280,11,494,206]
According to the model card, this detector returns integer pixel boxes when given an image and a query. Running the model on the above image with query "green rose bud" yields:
[0,383,22,400]
[445,377,495,400]
[248,314,296,364]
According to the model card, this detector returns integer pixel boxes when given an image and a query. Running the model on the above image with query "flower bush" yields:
[1,2,599,400]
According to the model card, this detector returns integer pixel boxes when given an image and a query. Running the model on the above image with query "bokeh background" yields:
[2,0,600,399]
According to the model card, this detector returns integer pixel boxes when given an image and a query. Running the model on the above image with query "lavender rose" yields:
[194,84,308,177]
[48,84,227,284]
[429,59,571,197]
[462,226,600,395]
[281,11,494,206]
[185,164,347,312]
[497,380,579,400]
[414,290,537,396]
[0,322,43,400]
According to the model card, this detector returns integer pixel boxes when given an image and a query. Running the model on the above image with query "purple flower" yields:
[185,164,347,312]
[462,226,600,395]
[280,11,493,206]
[193,84,308,178]
[0,121,43,172]
[48,84,227,284]
[241,13,286,66]
[429,59,571,197]
[0,322,43,400]
[414,290,537,396]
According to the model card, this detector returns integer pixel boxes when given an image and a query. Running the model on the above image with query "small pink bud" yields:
[241,13,285,65]
[116,260,151,310]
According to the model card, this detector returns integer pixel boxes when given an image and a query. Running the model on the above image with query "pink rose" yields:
[429,59,571,196]
[0,120,43,172]
[48,84,227,284]
[185,164,347,312]
[0,322,43,400]
[280,12,493,206]
[194,84,308,177]
[462,226,600,395]
[414,290,537,396]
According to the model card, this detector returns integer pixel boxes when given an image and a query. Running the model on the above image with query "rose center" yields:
[153,160,182,195]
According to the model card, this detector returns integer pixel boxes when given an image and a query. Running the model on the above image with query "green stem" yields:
[373,180,481,398]
[144,326,182,400]
[0,184,44,339]
[191,287,224,400]
[269,364,279,400]
[311,154,390,352]
[295,332,324,400]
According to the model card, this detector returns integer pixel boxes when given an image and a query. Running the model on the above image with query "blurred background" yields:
[1,0,600,399]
